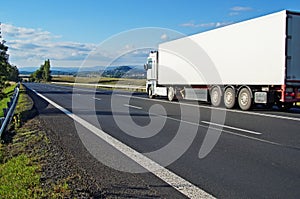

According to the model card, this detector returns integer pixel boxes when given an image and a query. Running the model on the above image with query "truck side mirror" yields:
[144,64,148,70]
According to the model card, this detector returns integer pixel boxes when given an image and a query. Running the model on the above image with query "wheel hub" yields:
[240,93,248,106]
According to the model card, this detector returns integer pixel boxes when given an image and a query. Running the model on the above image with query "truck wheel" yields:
[168,87,175,101]
[148,87,154,99]
[210,86,222,107]
[224,87,236,109]
[238,88,252,110]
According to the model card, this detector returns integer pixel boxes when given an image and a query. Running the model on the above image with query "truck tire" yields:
[148,87,154,99]
[224,87,236,109]
[168,87,175,101]
[238,88,252,110]
[210,86,222,107]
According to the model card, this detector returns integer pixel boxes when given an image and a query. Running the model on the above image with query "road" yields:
[24,82,300,198]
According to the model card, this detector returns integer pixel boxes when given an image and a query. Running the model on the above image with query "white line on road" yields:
[123,104,143,110]
[29,88,215,199]
[201,121,262,135]
[116,94,300,122]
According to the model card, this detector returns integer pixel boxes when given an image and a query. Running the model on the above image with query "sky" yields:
[0,0,300,69]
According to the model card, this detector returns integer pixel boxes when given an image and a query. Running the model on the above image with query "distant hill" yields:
[19,65,146,79]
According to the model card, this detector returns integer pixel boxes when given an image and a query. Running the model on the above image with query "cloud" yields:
[1,24,169,68]
[229,12,240,16]
[160,33,169,41]
[1,23,103,67]
[2,23,60,41]
[112,49,150,66]
[230,6,253,12]
[180,21,232,28]
[229,6,253,16]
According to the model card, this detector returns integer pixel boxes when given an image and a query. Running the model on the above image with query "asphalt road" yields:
[24,82,300,199]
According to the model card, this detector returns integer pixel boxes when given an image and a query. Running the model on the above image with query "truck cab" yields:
[144,51,168,98]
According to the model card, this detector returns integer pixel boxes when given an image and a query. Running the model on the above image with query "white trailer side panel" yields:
[158,11,287,85]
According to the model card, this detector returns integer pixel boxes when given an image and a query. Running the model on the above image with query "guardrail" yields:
[51,82,146,91]
[0,83,20,137]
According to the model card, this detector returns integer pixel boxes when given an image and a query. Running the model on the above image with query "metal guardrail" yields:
[0,83,20,137]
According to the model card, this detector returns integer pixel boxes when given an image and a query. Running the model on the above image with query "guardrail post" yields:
[0,118,4,126]
[3,108,8,117]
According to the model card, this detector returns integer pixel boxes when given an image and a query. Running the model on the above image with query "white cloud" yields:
[1,24,175,68]
[230,6,253,12]
[1,23,105,67]
[229,12,240,16]
[160,33,168,41]
[180,21,232,28]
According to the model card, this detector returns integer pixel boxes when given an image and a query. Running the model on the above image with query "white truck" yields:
[144,10,300,110]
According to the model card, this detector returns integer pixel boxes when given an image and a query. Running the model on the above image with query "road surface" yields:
[24,83,300,198]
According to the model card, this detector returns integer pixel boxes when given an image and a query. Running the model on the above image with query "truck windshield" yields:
[147,60,152,69]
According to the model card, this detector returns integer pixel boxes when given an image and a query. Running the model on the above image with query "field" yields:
[51,76,146,86]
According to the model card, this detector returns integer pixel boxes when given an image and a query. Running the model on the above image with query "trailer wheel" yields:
[224,87,236,109]
[238,88,252,110]
[210,86,222,107]
[168,87,175,101]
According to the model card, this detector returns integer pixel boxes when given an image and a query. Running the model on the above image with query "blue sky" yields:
[1,0,300,68]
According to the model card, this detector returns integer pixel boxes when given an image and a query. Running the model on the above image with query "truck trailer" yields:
[144,10,300,110]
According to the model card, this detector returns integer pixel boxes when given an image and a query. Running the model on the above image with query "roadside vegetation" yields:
[29,59,52,82]
[0,83,16,117]
[51,75,146,86]
[0,85,72,198]
[0,36,19,101]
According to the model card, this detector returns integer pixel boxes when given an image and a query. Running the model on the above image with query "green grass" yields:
[0,154,41,199]
[0,84,16,118]
[0,84,72,198]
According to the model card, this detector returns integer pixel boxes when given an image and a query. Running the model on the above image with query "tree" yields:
[43,59,51,81]
[0,21,20,99]
[0,40,9,91]
[7,65,19,82]
[30,59,51,82]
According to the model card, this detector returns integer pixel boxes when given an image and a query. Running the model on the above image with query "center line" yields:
[202,121,262,135]
[124,104,143,110]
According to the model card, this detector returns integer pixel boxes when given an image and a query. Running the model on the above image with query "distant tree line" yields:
[0,36,19,100]
[30,59,52,82]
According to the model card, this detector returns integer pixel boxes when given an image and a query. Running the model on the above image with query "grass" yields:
[0,84,71,198]
[0,84,17,118]
[0,154,41,198]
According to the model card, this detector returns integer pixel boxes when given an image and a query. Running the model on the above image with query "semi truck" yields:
[144,10,300,110]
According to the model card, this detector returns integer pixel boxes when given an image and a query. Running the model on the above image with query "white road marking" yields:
[93,97,102,101]
[123,104,143,110]
[201,121,262,135]
[29,88,215,199]
[116,94,300,122]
